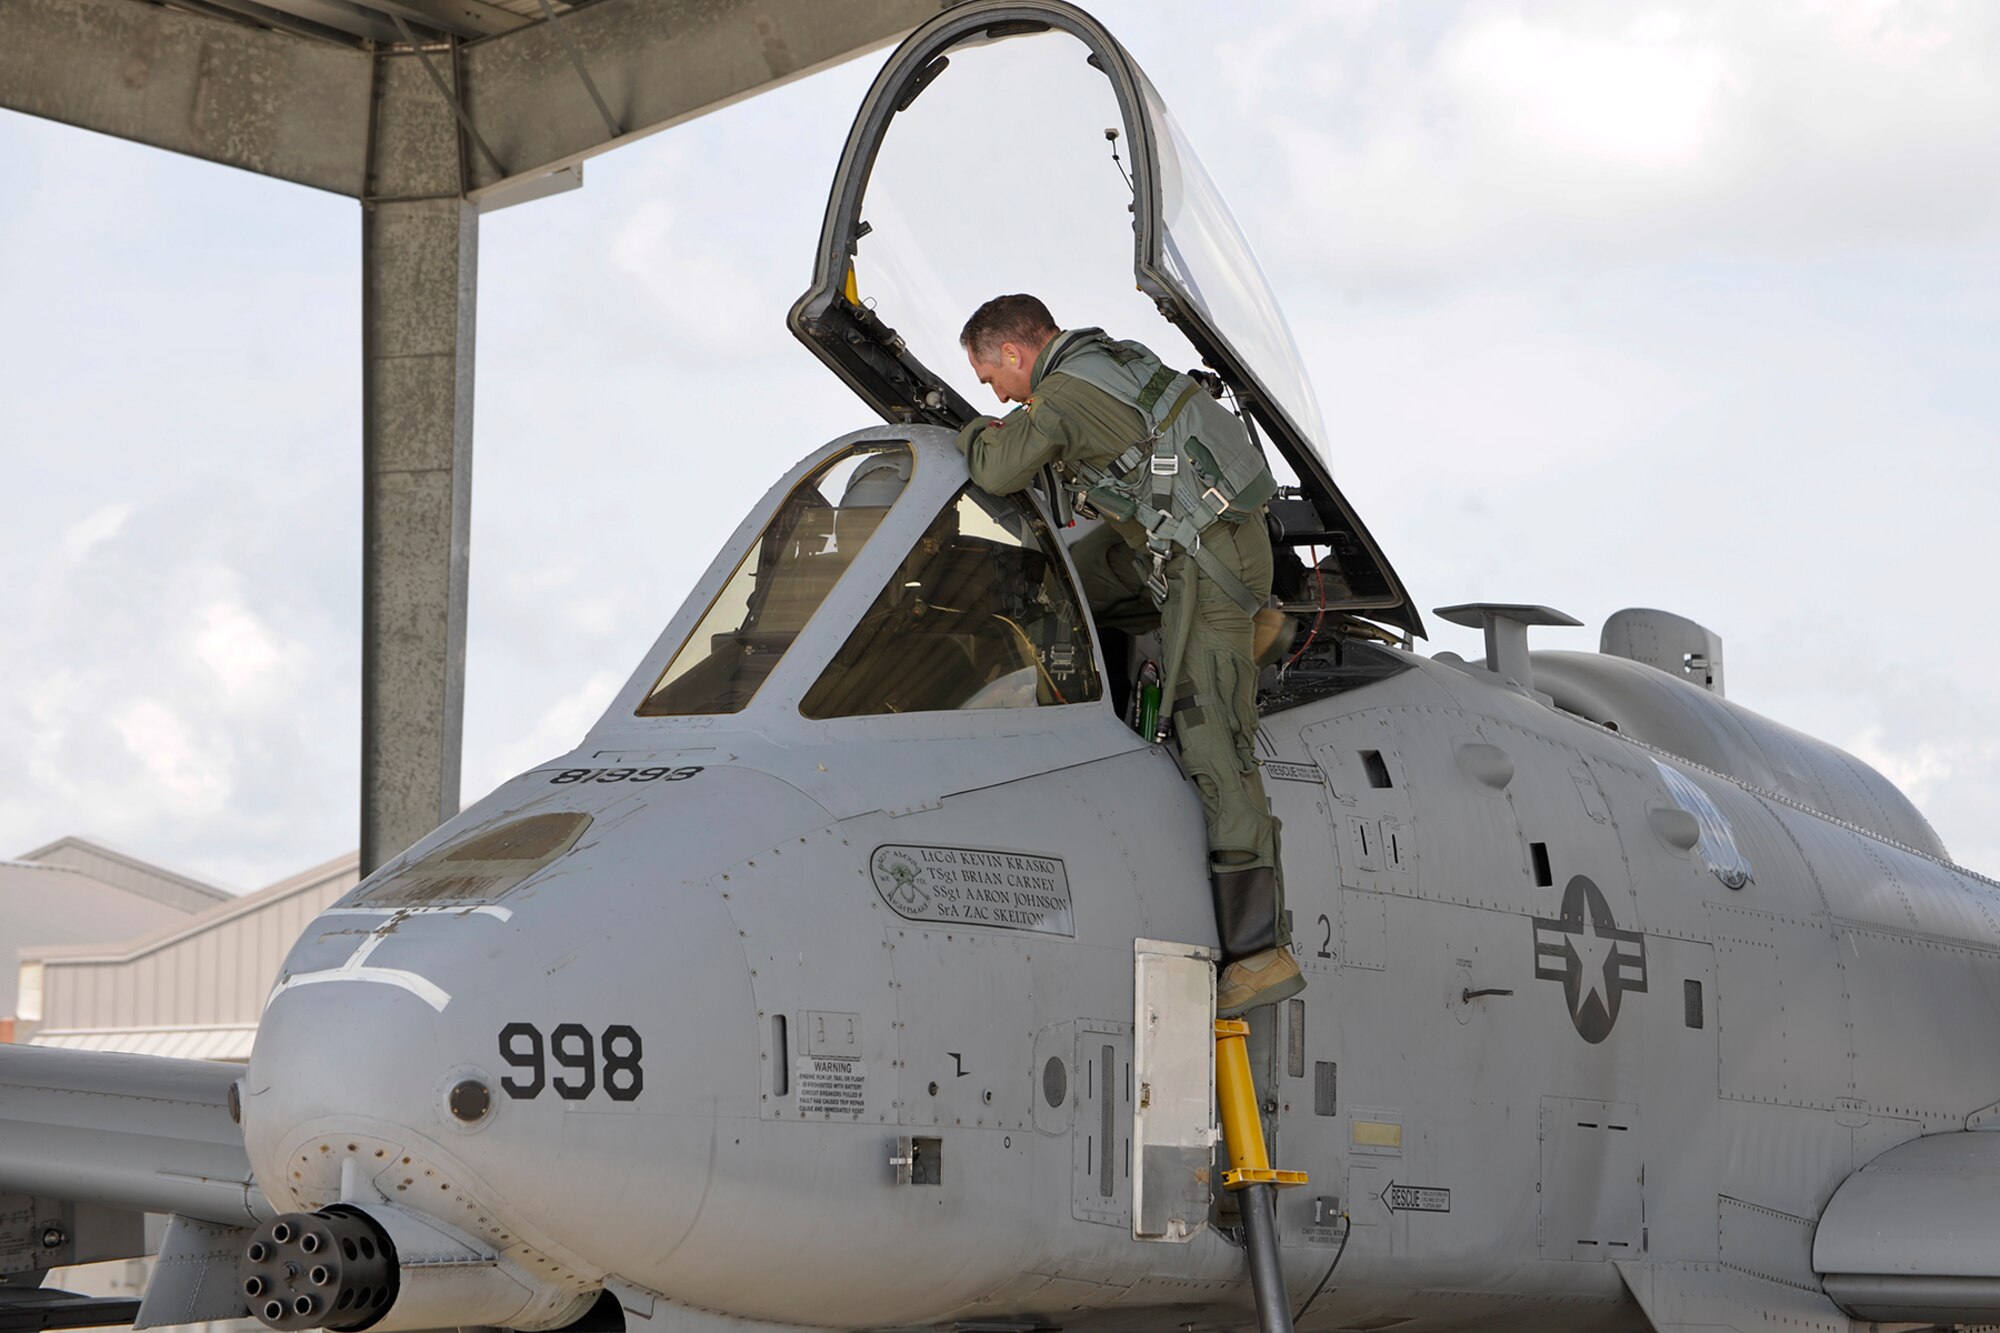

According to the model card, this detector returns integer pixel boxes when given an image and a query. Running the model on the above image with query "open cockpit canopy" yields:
[789,0,1419,638]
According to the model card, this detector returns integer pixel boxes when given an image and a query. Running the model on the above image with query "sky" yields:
[3,0,1999,890]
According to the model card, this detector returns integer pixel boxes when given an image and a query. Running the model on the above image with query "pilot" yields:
[954,294,1302,1016]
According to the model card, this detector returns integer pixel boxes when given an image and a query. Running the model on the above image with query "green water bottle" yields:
[1136,659,1162,743]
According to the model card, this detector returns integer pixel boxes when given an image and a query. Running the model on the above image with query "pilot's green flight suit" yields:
[956,331,1289,967]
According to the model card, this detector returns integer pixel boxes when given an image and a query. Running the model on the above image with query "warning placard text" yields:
[795,1057,865,1117]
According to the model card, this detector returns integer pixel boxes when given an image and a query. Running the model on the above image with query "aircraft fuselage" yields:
[242,429,2000,1333]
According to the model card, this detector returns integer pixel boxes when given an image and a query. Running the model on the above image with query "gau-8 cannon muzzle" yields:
[240,1202,596,1332]
[240,1206,396,1332]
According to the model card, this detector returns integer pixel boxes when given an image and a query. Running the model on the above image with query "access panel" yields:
[1539,1097,1644,1261]
[1131,939,1215,1242]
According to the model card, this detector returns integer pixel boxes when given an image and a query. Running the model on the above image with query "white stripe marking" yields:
[264,903,512,1014]
[270,966,451,1012]
[319,904,513,922]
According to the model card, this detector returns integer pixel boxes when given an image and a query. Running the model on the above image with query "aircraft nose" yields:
[242,764,827,1275]
[241,847,764,1271]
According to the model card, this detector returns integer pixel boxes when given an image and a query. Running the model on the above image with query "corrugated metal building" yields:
[13,843,360,1330]
[23,852,358,1060]
[0,839,230,1038]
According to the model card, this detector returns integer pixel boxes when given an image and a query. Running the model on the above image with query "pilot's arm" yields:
[955,395,1078,495]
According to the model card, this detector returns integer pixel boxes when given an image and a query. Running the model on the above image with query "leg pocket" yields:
[1212,651,1257,775]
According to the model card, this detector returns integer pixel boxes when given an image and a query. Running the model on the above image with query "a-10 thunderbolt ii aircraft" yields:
[6,5,2000,1333]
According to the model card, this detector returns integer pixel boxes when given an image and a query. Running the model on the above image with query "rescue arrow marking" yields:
[1379,1182,1451,1213]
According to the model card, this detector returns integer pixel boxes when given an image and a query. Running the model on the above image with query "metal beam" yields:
[457,0,946,197]
[359,49,477,873]
[0,0,373,193]
[2,0,942,199]
[165,0,399,49]
[358,0,532,41]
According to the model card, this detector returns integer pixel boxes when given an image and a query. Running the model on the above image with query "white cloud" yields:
[1814,0,1957,70]
[192,600,296,698]
[1846,724,1958,810]
[1220,0,2000,286]
[476,669,627,797]
[604,149,785,359]
[1444,12,1732,171]
[1301,287,1692,492]
[109,698,230,807]
[18,669,89,808]
[57,502,135,564]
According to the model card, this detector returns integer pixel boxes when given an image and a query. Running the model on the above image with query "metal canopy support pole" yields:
[359,46,478,874]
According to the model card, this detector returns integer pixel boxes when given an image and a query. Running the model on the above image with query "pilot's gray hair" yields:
[960,294,1058,363]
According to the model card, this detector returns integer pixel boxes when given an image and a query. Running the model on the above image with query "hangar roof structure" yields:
[2,0,949,872]
[125,0,577,48]
[5,0,943,204]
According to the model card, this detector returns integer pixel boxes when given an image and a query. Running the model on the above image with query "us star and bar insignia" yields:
[1533,874,1648,1044]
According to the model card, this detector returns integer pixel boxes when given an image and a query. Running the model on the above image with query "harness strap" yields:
[1065,454,1262,614]
[1135,363,1180,416]
[1150,432,1178,506]
[1156,381,1206,432]
[1189,539,1264,615]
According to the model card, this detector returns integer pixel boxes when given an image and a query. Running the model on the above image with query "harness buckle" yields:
[1201,486,1230,514]
[1150,454,1179,477]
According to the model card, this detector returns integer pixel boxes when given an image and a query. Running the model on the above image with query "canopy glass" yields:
[789,1,1418,636]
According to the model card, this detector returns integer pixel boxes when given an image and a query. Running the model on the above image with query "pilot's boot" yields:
[1218,949,1303,1016]
[1213,865,1305,1015]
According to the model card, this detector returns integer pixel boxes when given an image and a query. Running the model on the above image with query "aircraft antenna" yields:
[1104,127,1134,195]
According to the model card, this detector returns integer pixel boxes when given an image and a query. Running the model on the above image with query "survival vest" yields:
[1043,329,1278,612]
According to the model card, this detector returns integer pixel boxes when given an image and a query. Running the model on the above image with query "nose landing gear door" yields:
[787,0,1421,641]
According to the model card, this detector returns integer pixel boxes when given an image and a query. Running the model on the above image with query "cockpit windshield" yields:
[1140,74,1328,455]
[637,443,913,716]
[801,484,1101,718]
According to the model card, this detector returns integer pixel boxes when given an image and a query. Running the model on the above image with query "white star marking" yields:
[1567,923,1620,1009]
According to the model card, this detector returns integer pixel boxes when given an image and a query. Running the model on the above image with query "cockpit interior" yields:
[640,440,1105,721]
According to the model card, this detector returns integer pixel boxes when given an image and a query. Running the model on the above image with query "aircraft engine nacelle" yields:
[237,1200,596,1333]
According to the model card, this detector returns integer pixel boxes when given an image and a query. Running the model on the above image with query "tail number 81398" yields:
[498,1023,643,1102]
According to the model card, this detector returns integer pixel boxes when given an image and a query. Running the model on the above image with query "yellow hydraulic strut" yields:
[1215,1018,1307,1333]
